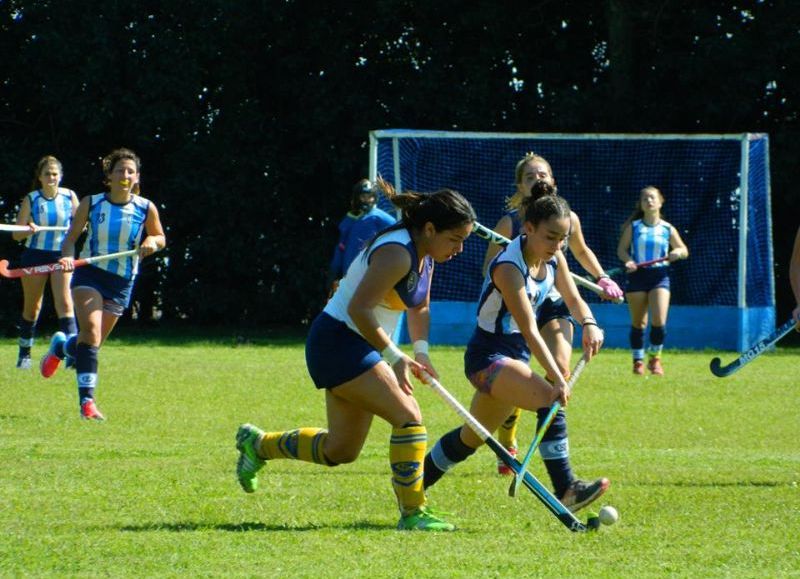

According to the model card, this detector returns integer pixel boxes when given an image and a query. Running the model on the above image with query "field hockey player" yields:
[423,194,608,515]
[235,177,476,531]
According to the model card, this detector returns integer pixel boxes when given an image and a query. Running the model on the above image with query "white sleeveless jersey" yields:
[24,188,75,251]
[630,219,671,266]
[80,193,150,279]
[324,228,432,338]
[509,208,571,301]
[476,235,557,335]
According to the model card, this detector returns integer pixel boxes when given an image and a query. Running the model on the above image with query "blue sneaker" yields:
[40,332,66,378]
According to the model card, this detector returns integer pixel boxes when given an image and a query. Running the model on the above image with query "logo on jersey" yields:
[98,212,106,224]
[406,270,419,292]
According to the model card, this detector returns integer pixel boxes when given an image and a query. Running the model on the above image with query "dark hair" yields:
[522,194,571,226]
[350,178,376,212]
[31,155,62,191]
[367,176,476,245]
[102,147,141,193]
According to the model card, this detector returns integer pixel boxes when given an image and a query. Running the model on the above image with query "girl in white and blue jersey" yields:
[479,153,613,511]
[617,186,689,376]
[11,156,79,370]
[424,195,605,513]
[234,178,475,532]
[40,148,165,422]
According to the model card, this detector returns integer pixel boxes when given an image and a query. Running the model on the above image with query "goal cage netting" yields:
[369,130,773,351]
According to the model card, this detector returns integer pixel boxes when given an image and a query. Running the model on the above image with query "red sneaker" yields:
[648,357,664,376]
[632,360,645,375]
[81,399,106,421]
[497,446,518,476]
[40,332,66,378]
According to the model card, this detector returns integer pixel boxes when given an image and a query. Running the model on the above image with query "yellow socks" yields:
[390,424,427,514]
[258,428,332,465]
[498,407,522,449]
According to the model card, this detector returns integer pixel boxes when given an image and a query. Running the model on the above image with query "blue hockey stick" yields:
[709,317,798,377]
[509,353,590,498]
[420,371,592,532]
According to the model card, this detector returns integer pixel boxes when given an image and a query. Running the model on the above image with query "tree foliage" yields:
[1,0,798,327]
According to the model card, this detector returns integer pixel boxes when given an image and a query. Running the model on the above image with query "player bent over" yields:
[424,195,608,514]
[235,179,476,531]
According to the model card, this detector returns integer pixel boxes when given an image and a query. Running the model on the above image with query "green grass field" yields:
[1,329,798,577]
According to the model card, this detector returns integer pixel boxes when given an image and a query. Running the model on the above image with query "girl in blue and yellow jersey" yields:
[11,156,79,370]
[235,177,475,532]
[40,148,165,421]
[423,195,606,518]
[617,186,688,376]
[481,153,614,510]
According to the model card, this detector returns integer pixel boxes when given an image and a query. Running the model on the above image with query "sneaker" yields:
[397,506,455,531]
[65,355,76,370]
[236,423,266,493]
[40,332,67,378]
[648,357,664,376]
[560,478,610,512]
[16,356,32,370]
[497,446,518,476]
[632,360,645,375]
[80,399,106,421]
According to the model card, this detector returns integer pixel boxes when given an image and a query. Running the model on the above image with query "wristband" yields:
[381,342,404,365]
[583,321,599,328]
[597,273,609,279]
[412,339,430,356]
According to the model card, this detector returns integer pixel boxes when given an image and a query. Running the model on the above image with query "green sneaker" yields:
[397,506,455,532]
[236,423,266,493]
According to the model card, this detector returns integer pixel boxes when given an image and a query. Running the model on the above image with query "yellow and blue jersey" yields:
[324,228,432,338]
[630,219,671,266]
[80,193,150,280]
[24,188,75,251]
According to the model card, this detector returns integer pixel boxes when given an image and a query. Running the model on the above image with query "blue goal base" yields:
[398,303,775,352]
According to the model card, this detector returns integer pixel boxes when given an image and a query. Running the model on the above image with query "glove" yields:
[597,276,623,300]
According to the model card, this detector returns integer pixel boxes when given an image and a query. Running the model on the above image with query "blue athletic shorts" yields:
[305,312,382,389]
[71,265,134,309]
[626,267,670,293]
[19,248,61,267]
[464,327,529,392]
[536,296,575,329]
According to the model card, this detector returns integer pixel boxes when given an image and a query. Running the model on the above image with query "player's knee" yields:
[323,444,360,465]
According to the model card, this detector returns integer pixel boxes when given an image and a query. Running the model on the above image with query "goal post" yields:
[369,129,774,351]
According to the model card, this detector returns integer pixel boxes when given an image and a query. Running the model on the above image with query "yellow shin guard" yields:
[498,407,522,449]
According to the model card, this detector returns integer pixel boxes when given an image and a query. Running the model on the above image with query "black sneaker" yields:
[560,478,610,512]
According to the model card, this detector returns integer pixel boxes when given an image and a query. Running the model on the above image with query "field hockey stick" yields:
[0,224,69,232]
[709,317,799,377]
[472,221,624,304]
[597,256,670,280]
[418,370,591,532]
[0,249,139,279]
[509,353,590,498]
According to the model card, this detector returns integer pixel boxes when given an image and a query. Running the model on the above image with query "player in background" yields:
[235,178,476,532]
[10,156,79,369]
[39,148,166,420]
[790,225,800,326]
[482,152,618,510]
[616,186,688,375]
[328,179,396,296]
[424,195,605,513]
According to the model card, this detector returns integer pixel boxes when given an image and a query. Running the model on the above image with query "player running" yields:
[423,194,604,514]
[235,178,476,531]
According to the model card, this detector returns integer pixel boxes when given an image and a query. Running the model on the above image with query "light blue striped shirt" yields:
[630,219,671,266]
[24,188,74,251]
[80,193,150,279]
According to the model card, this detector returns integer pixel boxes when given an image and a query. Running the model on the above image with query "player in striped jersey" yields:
[39,148,165,420]
[235,178,475,532]
[617,186,688,375]
[10,156,79,370]
[423,195,606,513]
[482,153,614,509]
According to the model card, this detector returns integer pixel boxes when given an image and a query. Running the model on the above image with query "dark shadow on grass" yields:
[117,520,389,532]
[633,480,790,488]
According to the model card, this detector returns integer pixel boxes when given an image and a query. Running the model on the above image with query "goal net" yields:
[369,130,773,351]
